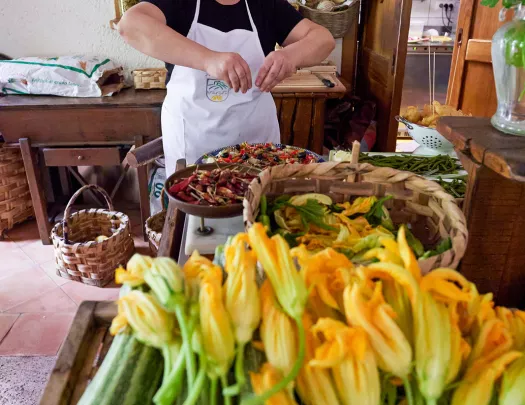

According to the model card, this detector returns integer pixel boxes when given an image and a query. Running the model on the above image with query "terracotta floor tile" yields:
[20,240,56,264]
[60,281,120,305]
[0,314,19,342]
[0,268,56,311]
[5,220,41,247]
[39,260,69,287]
[0,313,74,355]
[6,287,78,313]
[0,249,42,280]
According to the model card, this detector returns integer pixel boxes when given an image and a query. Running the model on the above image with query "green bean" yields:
[358,153,462,175]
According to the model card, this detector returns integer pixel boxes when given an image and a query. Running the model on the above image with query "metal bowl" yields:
[164,163,259,218]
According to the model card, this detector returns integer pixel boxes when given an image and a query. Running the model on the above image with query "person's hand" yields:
[204,51,252,93]
[255,51,296,92]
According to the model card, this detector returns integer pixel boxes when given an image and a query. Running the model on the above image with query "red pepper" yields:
[176,191,196,202]
[169,174,196,195]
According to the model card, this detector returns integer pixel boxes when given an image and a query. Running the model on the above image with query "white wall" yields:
[0,0,164,75]
[409,0,460,36]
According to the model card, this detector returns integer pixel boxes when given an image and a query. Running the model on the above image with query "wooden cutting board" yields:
[273,72,346,93]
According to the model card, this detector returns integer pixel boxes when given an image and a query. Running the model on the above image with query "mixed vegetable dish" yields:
[202,143,321,168]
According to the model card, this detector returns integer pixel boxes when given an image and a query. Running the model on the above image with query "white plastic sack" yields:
[149,161,166,216]
[0,55,124,97]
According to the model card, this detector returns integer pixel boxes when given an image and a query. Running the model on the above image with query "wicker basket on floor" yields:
[145,188,168,256]
[243,162,468,273]
[0,144,33,236]
[51,185,135,287]
[133,68,167,90]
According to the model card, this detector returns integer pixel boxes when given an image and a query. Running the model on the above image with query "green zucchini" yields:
[78,332,132,405]
[78,333,163,405]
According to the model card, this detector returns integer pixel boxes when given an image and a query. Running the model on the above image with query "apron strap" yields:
[192,0,202,26]
[244,0,258,34]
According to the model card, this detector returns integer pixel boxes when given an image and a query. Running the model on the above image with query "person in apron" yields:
[119,0,335,175]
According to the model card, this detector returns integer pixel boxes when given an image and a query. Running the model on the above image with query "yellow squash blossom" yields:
[396,226,421,281]
[115,253,153,286]
[223,233,261,344]
[446,303,471,386]
[467,318,513,369]
[451,351,522,405]
[183,251,222,301]
[248,223,308,320]
[293,246,353,317]
[250,363,298,405]
[259,280,297,376]
[309,318,380,405]
[457,284,495,337]
[144,257,184,308]
[414,292,459,403]
[296,312,341,405]
[499,354,525,405]
[344,281,413,379]
[110,290,175,348]
[419,268,472,305]
[199,270,235,379]
[496,307,525,351]
[337,196,377,217]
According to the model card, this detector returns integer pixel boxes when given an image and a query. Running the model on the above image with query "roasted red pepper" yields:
[169,175,195,195]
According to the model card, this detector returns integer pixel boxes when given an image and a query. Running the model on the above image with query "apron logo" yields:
[206,79,229,102]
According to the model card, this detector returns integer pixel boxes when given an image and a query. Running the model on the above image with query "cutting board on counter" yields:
[273,62,346,93]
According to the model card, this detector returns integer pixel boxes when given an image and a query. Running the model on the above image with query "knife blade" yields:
[314,73,335,88]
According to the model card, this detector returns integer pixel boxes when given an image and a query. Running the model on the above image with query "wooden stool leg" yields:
[135,136,150,241]
[19,138,52,245]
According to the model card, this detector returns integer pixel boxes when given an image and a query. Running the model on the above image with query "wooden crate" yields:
[40,301,117,405]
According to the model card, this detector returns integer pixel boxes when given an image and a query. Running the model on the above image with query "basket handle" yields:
[395,115,414,130]
[62,185,114,244]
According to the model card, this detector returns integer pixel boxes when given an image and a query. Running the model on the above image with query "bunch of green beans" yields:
[436,176,467,198]
[359,153,461,175]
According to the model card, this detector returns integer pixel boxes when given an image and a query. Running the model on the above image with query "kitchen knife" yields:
[314,73,335,88]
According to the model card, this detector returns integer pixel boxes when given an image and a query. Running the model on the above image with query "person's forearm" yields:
[281,27,335,68]
[118,10,212,71]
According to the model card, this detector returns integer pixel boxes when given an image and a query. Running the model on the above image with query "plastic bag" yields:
[0,55,124,97]
[149,160,167,215]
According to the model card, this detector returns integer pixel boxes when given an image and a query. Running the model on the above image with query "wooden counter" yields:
[437,116,525,308]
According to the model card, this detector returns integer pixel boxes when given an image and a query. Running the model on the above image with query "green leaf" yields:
[285,199,337,231]
[420,237,452,259]
[268,195,291,214]
[403,226,425,258]
[481,0,500,7]
[364,195,394,227]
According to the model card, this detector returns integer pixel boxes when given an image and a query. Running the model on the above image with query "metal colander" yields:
[396,116,454,152]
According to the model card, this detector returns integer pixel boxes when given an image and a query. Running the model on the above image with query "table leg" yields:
[19,138,52,245]
[311,97,326,154]
[135,136,150,241]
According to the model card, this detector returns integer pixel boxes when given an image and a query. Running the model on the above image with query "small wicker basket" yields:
[0,144,33,236]
[133,68,167,90]
[243,162,468,273]
[51,185,135,287]
[299,0,359,38]
[145,189,167,256]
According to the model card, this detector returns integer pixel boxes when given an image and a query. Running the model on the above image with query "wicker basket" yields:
[51,185,135,287]
[299,0,359,38]
[0,144,33,236]
[133,68,167,90]
[243,162,468,273]
[145,189,167,256]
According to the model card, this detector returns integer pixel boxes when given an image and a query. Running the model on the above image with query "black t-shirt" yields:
[141,0,303,81]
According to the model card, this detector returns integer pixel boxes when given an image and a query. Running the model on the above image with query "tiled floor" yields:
[0,209,150,356]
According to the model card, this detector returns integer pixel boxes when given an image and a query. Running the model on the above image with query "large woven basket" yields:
[299,0,359,38]
[243,162,468,273]
[51,185,135,287]
[0,144,33,236]
[133,68,167,90]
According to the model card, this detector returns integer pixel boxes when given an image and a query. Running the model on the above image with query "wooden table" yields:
[0,89,164,244]
[437,116,525,308]
[0,82,345,244]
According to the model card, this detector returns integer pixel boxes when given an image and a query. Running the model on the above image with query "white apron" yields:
[161,0,281,175]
